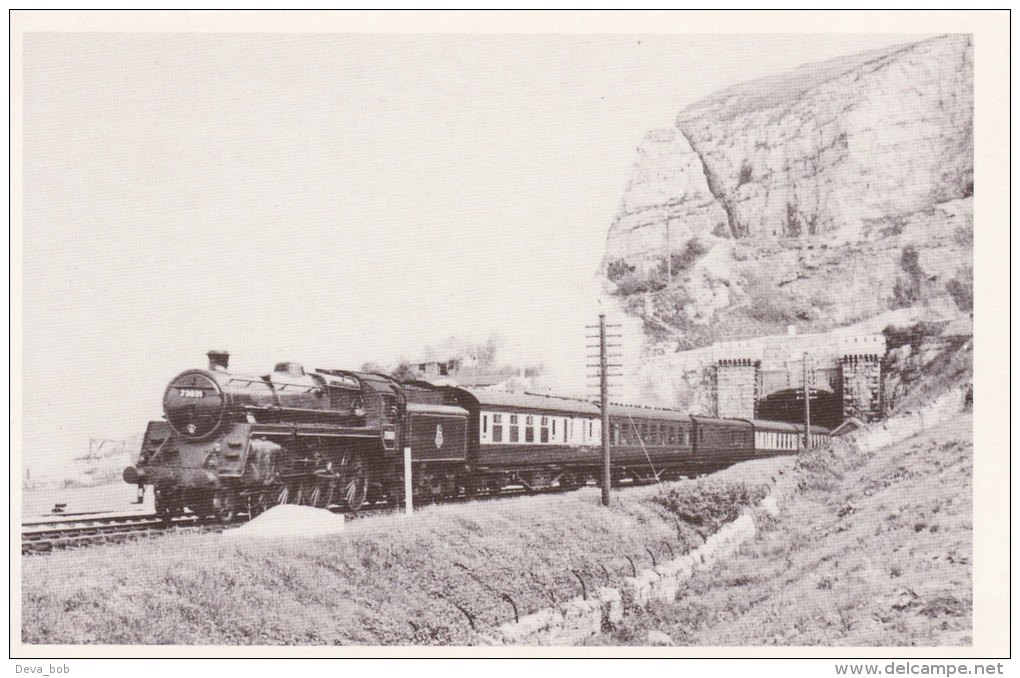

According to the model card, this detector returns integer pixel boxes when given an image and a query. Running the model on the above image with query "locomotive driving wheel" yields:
[246,492,269,520]
[154,487,183,522]
[340,450,369,511]
[214,493,238,523]
[308,480,336,509]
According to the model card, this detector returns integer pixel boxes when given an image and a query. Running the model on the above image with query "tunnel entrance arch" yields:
[755,388,842,429]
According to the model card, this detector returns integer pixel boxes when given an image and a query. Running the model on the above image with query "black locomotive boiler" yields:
[124,351,829,520]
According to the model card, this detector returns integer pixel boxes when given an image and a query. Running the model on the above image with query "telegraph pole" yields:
[587,314,621,507]
[599,315,611,506]
[803,352,812,448]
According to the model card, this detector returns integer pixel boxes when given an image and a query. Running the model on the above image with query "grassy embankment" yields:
[589,342,974,647]
[23,464,777,645]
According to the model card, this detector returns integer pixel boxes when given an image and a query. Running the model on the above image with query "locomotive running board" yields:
[249,425,380,439]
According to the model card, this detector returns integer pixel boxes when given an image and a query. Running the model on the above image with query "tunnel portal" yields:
[755,388,843,429]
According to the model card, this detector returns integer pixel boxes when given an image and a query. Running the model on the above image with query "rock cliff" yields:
[600,35,973,410]
[603,35,972,340]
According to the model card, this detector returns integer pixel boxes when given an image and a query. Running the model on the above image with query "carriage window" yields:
[492,413,503,442]
[540,416,549,443]
[613,423,620,445]
[551,418,556,436]
[669,427,676,444]
[482,415,488,434]
[589,421,594,438]
[509,414,519,443]
[525,415,535,443]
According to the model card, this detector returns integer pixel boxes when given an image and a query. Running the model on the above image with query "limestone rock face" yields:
[600,35,974,410]
[604,128,729,269]
[677,35,973,242]
[605,35,972,268]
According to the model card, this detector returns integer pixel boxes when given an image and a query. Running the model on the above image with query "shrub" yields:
[737,161,753,187]
[613,272,665,296]
[953,226,972,247]
[891,278,918,308]
[945,267,973,311]
[391,362,419,381]
[891,245,926,308]
[654,479,768,532]
[656,239,709,279]
[606,258,636,282]
[879,216,910,238]
[900,245,923,279]
[785,203,801,237]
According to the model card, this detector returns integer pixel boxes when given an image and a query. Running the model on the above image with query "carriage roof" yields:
[450,387,600,415]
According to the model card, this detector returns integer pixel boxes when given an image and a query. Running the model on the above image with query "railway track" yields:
[21,513,214,554]
[20,479,674,555]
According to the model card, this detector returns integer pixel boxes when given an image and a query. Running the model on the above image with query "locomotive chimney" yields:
[207,350,230,371]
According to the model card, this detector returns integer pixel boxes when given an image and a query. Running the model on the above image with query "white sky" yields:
[21,32,923,477]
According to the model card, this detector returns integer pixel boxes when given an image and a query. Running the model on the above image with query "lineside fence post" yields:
[404,446,413,515]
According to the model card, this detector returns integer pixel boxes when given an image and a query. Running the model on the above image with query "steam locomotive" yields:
[124,351,829,520]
